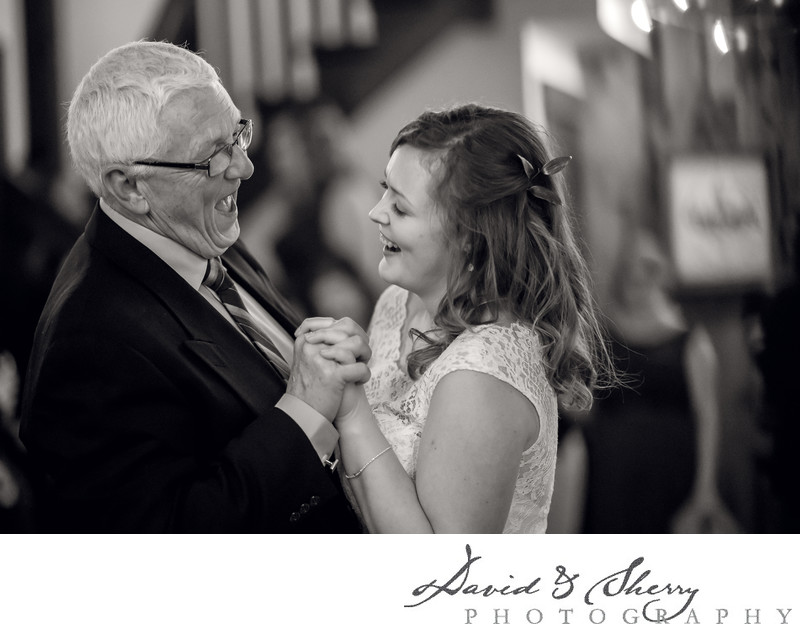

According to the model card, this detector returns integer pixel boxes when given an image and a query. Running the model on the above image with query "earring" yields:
[467,263,474,272]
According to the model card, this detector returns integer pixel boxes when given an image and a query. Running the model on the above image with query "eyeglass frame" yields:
[132,118,253,177]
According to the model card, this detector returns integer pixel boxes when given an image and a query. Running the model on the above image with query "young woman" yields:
[300,103,616,533]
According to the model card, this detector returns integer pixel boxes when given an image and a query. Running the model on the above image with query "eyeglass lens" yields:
[208,120,252,177]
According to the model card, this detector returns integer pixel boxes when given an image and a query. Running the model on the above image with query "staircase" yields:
[151,0,493,114]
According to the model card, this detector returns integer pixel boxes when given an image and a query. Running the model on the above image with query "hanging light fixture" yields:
[734,25,749,51]
[631,0,653,32]
[672,0,689,11]
[713,18,730,53]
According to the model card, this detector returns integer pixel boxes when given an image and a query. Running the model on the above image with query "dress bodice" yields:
[363,285,559,533]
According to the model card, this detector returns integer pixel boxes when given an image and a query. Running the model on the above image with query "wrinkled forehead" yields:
[161,83,237,120]
[160,84,239,141]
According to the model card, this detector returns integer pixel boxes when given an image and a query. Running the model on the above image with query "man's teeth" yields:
[217,194,233,212]
[379,233,400,252]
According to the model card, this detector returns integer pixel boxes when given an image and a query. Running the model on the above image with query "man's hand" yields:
[286,318,371,420]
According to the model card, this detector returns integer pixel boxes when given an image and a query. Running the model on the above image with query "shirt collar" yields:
[99,198,208,290]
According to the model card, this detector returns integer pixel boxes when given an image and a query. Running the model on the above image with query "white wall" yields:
[347,0,602,183]
[55,0,166,108]
[348,0,528,185]
[0,0,28,173]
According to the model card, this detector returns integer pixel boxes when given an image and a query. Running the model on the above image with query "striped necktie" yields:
[203,257,291,380]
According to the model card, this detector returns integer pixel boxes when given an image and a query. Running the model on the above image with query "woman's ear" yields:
[103,168,150,216]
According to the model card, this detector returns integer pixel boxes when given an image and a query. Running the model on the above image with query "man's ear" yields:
[103,168,150,216]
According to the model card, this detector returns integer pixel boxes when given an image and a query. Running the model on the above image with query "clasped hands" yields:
[287,317,371,422]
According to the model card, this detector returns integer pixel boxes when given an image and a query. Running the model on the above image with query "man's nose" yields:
[227,145,254,180]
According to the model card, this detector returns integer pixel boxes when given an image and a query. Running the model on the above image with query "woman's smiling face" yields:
[368,144,451,305]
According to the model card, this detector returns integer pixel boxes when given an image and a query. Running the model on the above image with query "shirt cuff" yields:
[276,394,340,467]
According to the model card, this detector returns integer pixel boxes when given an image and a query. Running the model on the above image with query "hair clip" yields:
[517,154,572,205]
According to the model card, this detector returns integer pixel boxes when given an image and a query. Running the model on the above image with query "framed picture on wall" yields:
[667,153,773,291]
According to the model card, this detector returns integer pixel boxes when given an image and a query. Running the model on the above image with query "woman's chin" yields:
[377,258,398,286]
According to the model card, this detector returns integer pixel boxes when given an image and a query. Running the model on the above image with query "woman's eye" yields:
[378,180,406,216]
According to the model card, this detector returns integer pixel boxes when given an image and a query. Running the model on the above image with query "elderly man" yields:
[20,41,368,532]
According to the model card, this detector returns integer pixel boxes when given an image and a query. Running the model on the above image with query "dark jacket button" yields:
[310,495,320,506]
[290,512,301,522]
[300,503,310,514]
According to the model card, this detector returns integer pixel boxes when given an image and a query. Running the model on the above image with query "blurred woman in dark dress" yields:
[582,230,738,533]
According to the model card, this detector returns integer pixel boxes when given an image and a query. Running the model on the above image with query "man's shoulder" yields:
[41,235,172,336]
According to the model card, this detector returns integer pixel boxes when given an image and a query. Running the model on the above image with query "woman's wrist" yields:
[335,414,379,442]
[336,386,371,424]
[335,398,385,444]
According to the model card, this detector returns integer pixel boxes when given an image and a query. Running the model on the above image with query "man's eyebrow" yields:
[195,119,240,158]
[226,117,243,140]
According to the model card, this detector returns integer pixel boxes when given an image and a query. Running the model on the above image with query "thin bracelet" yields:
[344,446,392,480]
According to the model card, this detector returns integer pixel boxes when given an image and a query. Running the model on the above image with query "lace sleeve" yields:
[418,323,559,533]
[421,323,557,442]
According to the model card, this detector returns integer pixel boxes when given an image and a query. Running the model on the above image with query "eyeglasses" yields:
[133,118,253,177]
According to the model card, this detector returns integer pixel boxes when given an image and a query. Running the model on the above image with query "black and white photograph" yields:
[1,0,797,629]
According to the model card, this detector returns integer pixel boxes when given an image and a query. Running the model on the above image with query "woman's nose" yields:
[368,200,388,224]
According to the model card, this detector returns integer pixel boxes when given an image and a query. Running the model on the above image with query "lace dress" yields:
[361,285,559,533]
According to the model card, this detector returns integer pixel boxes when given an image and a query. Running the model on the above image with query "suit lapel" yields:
[85,207,288,414]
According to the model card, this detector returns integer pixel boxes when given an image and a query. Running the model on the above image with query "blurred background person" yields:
[238,98,382,328]
[577,227,739,533]
[1,167,77,532]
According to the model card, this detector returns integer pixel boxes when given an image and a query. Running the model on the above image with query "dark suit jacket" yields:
[20,206,360,533]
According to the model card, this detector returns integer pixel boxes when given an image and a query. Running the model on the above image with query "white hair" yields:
[67,40,226,197]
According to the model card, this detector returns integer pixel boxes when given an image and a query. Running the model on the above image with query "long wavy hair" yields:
[394,103,615,410]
